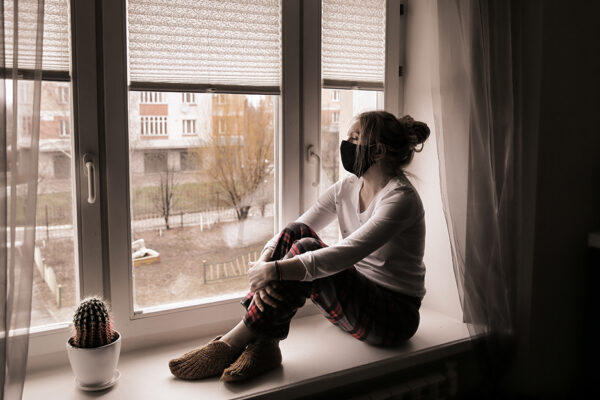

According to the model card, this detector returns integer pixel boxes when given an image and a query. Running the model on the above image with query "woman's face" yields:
[346,120,361,144]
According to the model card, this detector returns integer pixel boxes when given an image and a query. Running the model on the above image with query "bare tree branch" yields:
[200,96,273,221]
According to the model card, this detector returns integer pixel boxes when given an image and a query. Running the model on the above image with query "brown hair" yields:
[354,111,430,177]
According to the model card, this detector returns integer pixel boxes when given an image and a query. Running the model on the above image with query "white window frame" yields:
[26,0,405,366]
[59,119,70,136]
[182,118,196,135]
[331,110,339,123]
[217,118,226,134]
[140,91,166,104]
[331,89,340,102]
[140,116,168,136]
[58,86,69,104]
[28,0,106,364]
[181,92,196,104]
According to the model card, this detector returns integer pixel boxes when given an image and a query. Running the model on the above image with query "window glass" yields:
[129,91,276,310]
[31,81,77,327]
[319,89,384,245]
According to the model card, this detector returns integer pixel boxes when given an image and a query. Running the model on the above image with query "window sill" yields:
[23,307,471,400]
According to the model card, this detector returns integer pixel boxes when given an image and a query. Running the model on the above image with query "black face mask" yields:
[340,140,375,177]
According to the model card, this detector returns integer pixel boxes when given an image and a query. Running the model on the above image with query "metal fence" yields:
[33,203,274,241]
[132,203,274,233]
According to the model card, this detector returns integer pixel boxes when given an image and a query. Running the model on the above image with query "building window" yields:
[59,119,70,136]
[180,150,201,171]
[58,86,69,104]
[140,91,166,104]
[331,90,340,102]
[143,152,168,173]
[182,119,196,135]
[218,118,227,134]
[21,116,33,134]
[53,154,71,179]
[331,111,340,123]
[182,92,196,104]
[141,116,168,136]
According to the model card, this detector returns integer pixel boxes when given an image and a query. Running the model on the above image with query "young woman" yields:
[168,111,430,382]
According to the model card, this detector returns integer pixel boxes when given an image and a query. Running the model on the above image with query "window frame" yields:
[181,118,196,135]
[27,0,406,364]
[181,92,196,104]
[28,0,107,356]
[59,119,70,136]
[140,115,168,137]
[331,89,340,102]
[58,86,69,104]
[140,91,165,104]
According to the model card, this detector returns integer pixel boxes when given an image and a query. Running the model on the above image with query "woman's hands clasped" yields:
[248,258,285,311]
[248,260,277,292]
[251,284,285,312]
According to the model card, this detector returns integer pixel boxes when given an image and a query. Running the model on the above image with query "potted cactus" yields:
[66,297,122,390]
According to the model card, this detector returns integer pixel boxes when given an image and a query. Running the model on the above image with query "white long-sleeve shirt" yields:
[264,174,426,299]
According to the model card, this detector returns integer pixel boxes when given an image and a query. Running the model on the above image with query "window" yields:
[21,116,33,134]
[25,82,78,329]
[140,91,166,103]
[58,86,69,104]
[331,111,339,123]
[130,92,276,309]
[182,92,196,104]
[24,0,401,364]
[143,151,168,173]
[140,116,168,136]
[319,0,386,244]
[59,119,70,136]
[125,0,280,313]
[182,119,196,135]
[179,150,201,171]
[218,118,227,134]
[53,154,71,179]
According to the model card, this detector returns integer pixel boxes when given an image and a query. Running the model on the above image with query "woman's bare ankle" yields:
[220,320,257,350]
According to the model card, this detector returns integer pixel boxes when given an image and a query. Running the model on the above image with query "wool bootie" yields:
[168,336,242,380]
[221,340,282,382]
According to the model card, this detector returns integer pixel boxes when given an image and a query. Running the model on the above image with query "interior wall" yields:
[402,0,462,320]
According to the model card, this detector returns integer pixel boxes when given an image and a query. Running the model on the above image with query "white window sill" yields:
[23,307,471,400]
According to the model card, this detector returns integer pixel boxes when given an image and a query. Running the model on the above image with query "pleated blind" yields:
[322,0,386,84]
[127,0,281,88]
[4,0,70,72]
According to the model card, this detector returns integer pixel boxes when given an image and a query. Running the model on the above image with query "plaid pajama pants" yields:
[242,222,421,347]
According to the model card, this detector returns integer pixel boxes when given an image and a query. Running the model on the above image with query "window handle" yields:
[307,145,320,187]
[83,153,96,204]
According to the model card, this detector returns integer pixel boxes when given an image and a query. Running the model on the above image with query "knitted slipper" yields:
[221,340,282,382]
[168,336,242,380]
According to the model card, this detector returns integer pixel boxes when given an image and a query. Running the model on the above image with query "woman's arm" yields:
[260,177,342,253]
[248,257,307,291]
[296,188,423,281]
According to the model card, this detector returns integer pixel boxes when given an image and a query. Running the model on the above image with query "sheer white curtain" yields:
[431,0,519,393]
[1,0,45,399]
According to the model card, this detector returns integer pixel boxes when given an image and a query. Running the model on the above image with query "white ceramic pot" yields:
[66,331,121,387]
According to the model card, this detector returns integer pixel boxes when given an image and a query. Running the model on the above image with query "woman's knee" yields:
[284,221,312,233]
[292,237,324,252]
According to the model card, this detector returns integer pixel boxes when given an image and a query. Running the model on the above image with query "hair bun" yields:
[399,115,430,150]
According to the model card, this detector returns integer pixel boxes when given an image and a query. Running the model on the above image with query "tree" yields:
[153,166,178,229]
[206,96,273,221]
